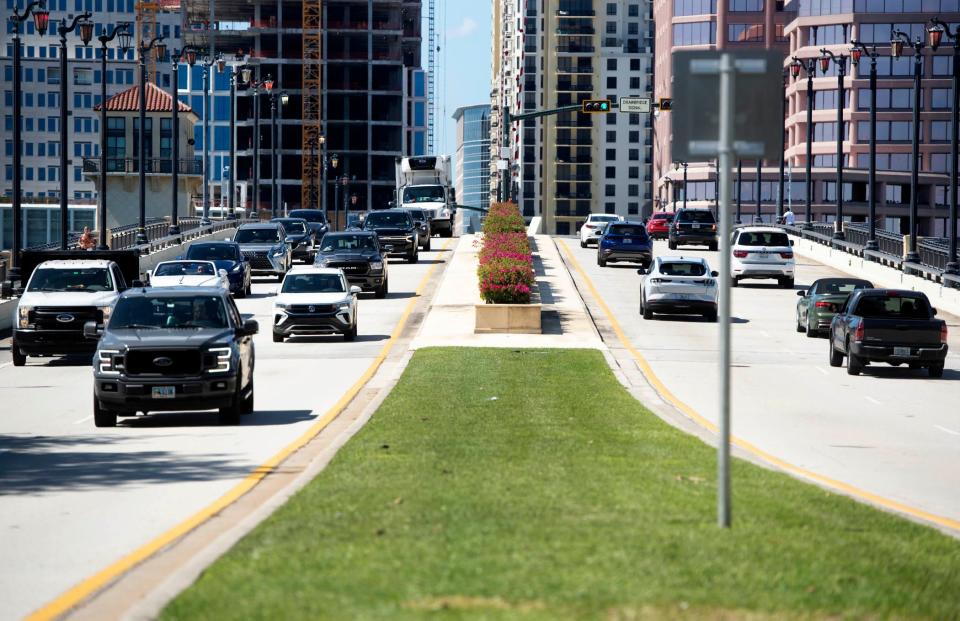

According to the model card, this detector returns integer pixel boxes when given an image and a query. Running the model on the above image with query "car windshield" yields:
[407,210,426,220]
[651,213,673,221]
[590,215,620,223]
[187,245,239,261]
[110,295,229,329]
[281,273,346,293]
[319,234,376,252]
[155,262,215,277]
[235,227,281,243]
[738,231,790,247]
[276,220,307,234]
[678,211,716,223]
[855,295,932,320]
[28,267,113,292]
[812,280,872,295]
[659,262,707,276]
[365,212,411,227]
[289,210,327,223]
[403,186,445,202]
[606,225,647,237]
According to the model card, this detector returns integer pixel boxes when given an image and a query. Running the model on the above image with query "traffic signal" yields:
[658,98,673,111]
[581,99,612,114]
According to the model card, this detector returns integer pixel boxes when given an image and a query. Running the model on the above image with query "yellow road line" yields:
[557,238,960,533]
[28,239,455,621]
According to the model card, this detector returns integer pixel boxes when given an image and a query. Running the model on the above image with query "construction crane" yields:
[302,0,322,211]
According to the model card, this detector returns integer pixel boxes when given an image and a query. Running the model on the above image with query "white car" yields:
[730,226,795,289]
[149,260,229,290]
[639,256,719,322]
[273,266,361,342]
[579,213,623,247]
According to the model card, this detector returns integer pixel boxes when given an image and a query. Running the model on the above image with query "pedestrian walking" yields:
[783,207,796,226]
[78,226,96,250]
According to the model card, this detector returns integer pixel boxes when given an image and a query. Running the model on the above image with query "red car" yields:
[646,212,675,239]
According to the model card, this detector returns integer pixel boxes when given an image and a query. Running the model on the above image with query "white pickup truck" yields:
[12,256,135,367]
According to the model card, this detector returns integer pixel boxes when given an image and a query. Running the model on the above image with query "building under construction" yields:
[180,0,427,215]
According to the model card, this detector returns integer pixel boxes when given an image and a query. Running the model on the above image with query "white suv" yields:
[639,256,719,321]
[578,213,623,247]
[731,226,795,289]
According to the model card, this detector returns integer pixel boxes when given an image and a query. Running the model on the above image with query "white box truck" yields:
[394,156,456,238]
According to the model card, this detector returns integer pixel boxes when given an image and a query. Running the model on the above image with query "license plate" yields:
[691,223,701,229]
[152,386,176,399]
[672,293,693,300]
[624,238,632,244]
[893,347,912,357]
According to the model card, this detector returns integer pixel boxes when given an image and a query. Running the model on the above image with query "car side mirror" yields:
[238,319,259,337]
[789,240,795,246]
[219,269,228,278]
[797,290,806,297]
[83,320,102,339]
[711,271,719,278]
[636,267,646,275]
[932,308,938,316]
[388,200,396,208]
[350,286,362,295]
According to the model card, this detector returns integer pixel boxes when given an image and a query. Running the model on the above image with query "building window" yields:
[729,0,763,10]
[673,0,717,16]
[673,21,716,46]
[605,184,616,197]
[606,166,616,178]
[728,23,764,43]
[856,120,916,143]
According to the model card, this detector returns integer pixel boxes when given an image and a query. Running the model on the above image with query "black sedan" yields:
[183,241,252,297]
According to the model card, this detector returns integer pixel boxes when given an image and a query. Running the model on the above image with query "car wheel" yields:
[245,282,252,296]
[219,382,242,426]
[580,239,587,248]
[241,380,254,415]
[236,283,246,299]
[375,280,388,299]
[409,251,419,264]
[642,298,653,320]
[94,398,117,428]
[277,272,285,283]
[796,313,805,333]
[829,340,843,367]
[12,343,26,367]
[805,321,819,338]
[781,278,795,289]
[704,309,718,322]
[846,344,863,376]
[708,242,718,252]
[929,363,945,378]
[731,277,739,288]
[668,240,677,250]
[272,332,284,343]
[597,255,607,267]
[424,237,432,251]
[344,321,357,342]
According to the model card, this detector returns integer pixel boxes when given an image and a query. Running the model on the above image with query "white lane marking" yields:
[864,396,883,406]
[934,424,960,437]
[813,366,829,375]
[73,415,93,425]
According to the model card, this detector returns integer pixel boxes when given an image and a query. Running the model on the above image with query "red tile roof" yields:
[93,83,193,113]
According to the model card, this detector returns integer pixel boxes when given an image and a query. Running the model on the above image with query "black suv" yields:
[287,209,329,239]
[272,217,315,263]
[314,231,390,298]
[361,209,419,262]
[88,287,258,427]
[403,207,433,251]
[668,209,719,251]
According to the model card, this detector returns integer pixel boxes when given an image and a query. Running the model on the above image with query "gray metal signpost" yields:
[672,50,783,528]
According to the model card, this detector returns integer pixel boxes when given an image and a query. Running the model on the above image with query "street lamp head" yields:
[216,53,226,73]
[78,19,94,45]
[241,66,253,84]
[184,47,197,67]
[891,37,905,59]
[928,23,945,51]
[281,93,289,105]
[331,153,339,169]
[33,7,50,36]
[850,44,862,66]
[674,162,680,171]
[790,58,801,78]
[351,194,358,206]
[318,133,326,145]
[117,26,132,53]
[818,55,831,73]
[264,76,274,91]
[154,40,167,62]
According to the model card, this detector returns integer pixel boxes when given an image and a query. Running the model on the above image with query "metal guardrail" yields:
[130,218,250,256]
[82,157,203,175]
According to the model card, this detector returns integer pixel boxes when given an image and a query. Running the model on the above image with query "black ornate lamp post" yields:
[134,35,166,246]
[929,19,960,274]
[778,69,787,222]
[320,133,328,214]
[755,159,762,222]
[7,1,49,281]
[850,40,879,252]
[791,57,816,228]
[819,48,847,241]
[97,22,132,248]
[247,69,266,219]
[226,51,247,221]
[735,159,743,224]
[306,136,318,212]
[184,50,218,225]
[674,161,688,209]
[330,152,340,228]
[891,30,925,263]
[168,46,197,238]
[58,12,95,249]
[264,78,287,218]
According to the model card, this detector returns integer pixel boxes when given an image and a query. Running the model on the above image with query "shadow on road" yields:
[383,291,418,300]
[0,434,255,494]
[23,355,91,368]
[124,409,316,428]
[856,367,960,381]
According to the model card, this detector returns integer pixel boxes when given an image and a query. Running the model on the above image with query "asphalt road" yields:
[563,237,960,526]
[0,246,450,620]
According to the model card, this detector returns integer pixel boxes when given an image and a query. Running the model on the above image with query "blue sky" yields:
[423,1,492,161]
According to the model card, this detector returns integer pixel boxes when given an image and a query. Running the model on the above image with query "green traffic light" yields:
[600,102,609,111]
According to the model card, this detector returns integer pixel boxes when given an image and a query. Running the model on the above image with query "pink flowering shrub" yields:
[477,203,535,304]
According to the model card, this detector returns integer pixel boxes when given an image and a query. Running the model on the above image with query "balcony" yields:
[555,9,595,17]
[556,44,595,54]
[556,26,595,35]
[82,157,202,175]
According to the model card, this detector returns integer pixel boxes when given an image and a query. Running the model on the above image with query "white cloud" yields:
[448,17,477,40]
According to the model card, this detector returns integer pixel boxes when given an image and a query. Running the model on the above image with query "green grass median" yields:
[163,348,960,620]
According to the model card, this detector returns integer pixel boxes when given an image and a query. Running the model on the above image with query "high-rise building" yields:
[0,1,181,203]
[452,103,491,231]
[491,0,655,235]
[180,0,425,216]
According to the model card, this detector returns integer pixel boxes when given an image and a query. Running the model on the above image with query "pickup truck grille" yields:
[126,349,202,376]
[288,304,338,315]
[327,261,369,275]
[30,306,102,330]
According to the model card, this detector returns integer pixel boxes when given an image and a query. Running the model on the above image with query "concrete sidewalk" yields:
[411,234,603,349]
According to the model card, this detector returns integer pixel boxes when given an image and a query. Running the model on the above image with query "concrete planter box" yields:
[474,302,542,334]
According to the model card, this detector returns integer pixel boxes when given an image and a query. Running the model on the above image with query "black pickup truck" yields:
[829,289,948,377]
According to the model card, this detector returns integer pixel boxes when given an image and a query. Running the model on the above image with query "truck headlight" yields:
[97,349,122,375]
[370,261,383,270]
[98,305,112,325]
[405,235,414,241]
[231,264,243,273]
[207,347,231,373]
[18,306,33,329]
